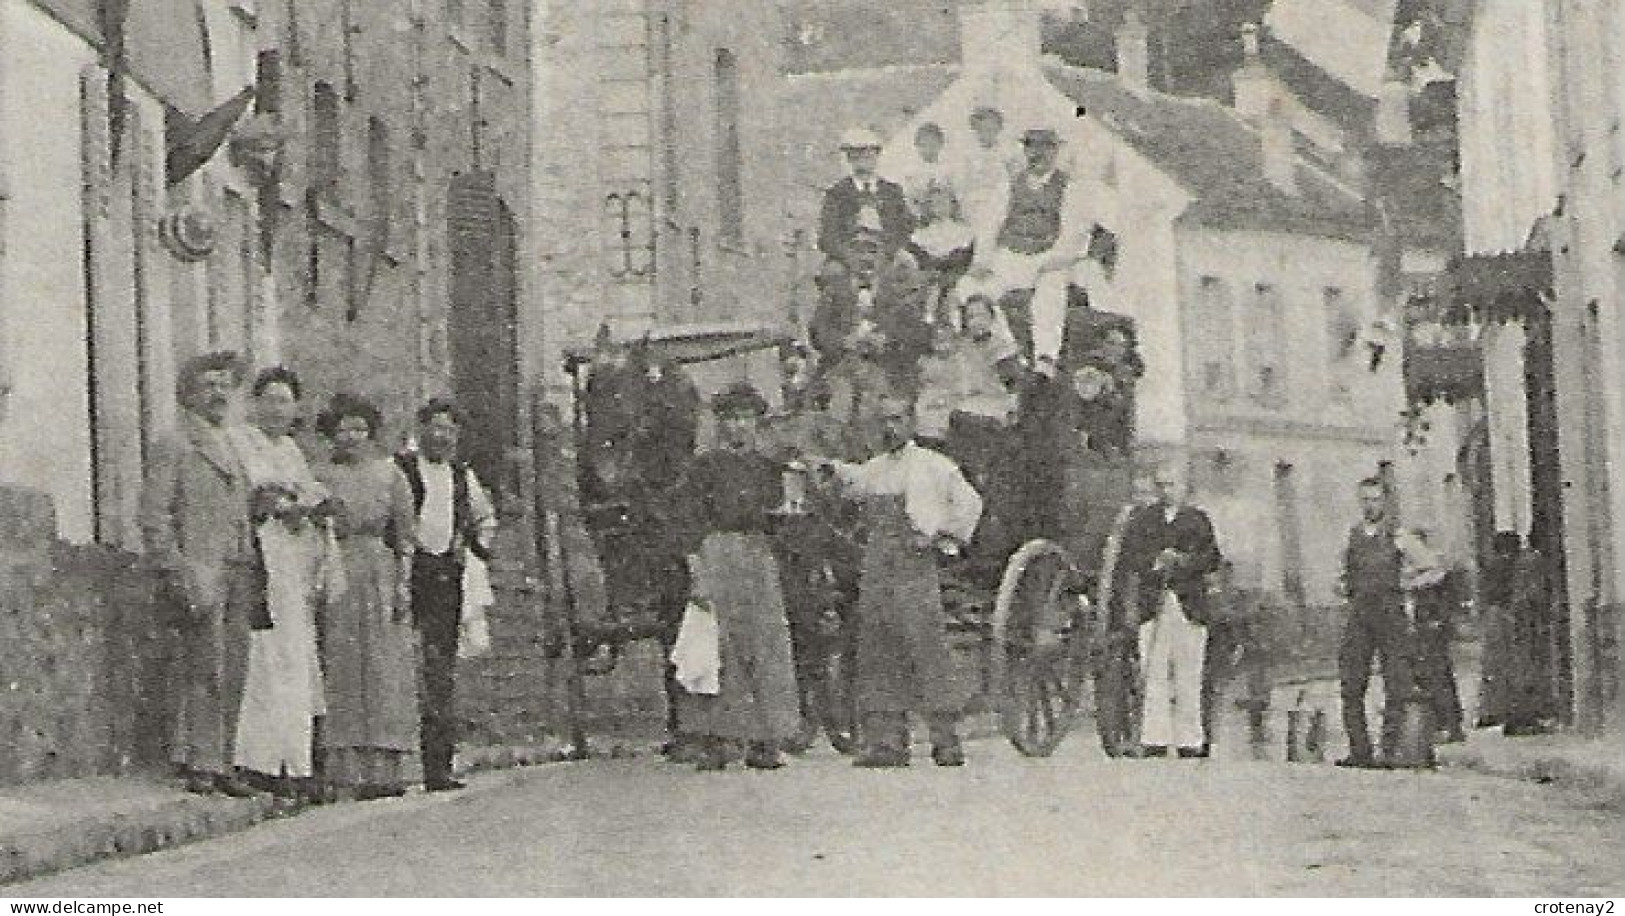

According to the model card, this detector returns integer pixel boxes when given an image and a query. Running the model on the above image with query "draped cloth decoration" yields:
[165,86,256,186]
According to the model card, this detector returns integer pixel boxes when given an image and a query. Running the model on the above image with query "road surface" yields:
[9,734,1621,896]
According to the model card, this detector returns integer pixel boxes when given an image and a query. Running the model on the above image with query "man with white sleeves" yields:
[823,392,983,768]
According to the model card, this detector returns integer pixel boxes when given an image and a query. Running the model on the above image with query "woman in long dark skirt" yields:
[671,383,801,771]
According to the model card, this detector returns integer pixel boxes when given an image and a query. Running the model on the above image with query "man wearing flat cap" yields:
[961,124,1095,375]
[817,127,914,276]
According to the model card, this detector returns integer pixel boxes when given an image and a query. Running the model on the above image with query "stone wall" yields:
[0,487,171,786]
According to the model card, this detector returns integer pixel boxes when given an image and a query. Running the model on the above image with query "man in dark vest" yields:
[961,126,1092,375]
[1336,476,1416,768]
[397,399,496,791]
[817,127,914,278]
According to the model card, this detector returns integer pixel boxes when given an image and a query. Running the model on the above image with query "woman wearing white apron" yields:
[228,367,335,798]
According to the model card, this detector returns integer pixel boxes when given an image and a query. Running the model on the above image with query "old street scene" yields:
[0,0,1622,899]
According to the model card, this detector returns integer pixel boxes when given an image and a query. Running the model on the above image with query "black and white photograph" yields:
[0,0,1621,900]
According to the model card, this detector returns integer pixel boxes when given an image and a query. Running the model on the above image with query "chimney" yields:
[1231,22,1271,122]
[1374,79,1413,146]
[959,0,1042,75]
[1115,7,1150,89]
[1260,97,1298,195]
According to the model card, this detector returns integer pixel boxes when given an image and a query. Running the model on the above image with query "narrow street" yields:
[1,0,1621,902]
[10,736,1620,897]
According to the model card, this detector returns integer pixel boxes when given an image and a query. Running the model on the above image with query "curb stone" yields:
[0,792,278,887]
[1,742,576,889]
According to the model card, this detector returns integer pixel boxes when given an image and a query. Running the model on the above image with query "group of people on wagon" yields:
[571,112,1155,770]
[806,112,1142,570]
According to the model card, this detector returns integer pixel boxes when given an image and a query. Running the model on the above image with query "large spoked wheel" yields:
[1090,511,1141,757]
[992,539,1093,757]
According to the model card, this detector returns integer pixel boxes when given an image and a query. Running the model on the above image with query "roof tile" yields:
[1042,63,1373,240]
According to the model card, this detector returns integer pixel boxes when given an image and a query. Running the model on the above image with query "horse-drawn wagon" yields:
[562,291,1147,758]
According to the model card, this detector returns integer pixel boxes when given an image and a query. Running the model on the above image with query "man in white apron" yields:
[1117,461,1224,757]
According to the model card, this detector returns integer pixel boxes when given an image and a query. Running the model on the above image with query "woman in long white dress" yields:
[228,367,334,798]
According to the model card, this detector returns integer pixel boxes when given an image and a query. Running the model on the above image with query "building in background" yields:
[1452,0,1622,730]
[647,0,1433,603]
[0,0,533,543]
[0,0,539,782]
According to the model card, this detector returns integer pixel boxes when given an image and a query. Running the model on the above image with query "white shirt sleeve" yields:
[906,449,983,544]
[465,468,498,548]
[833,448,982,543]
[830,458,881,496]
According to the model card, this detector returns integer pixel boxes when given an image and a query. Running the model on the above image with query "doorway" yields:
[446,170,520,503]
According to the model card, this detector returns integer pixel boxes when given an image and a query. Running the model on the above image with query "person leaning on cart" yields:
[667,383,803,771]
[815,392,984,768]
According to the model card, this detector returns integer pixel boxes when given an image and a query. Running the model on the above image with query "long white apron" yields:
[234,520,327,777]
[230,430,329,779]
[1138,590,1207,751]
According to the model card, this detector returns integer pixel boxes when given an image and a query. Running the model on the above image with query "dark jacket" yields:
[817,176,913,265]
[1117,503,1223,624]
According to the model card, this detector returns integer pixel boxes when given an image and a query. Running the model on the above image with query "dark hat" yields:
[710,382,768,418]
[1021,127,1062,145]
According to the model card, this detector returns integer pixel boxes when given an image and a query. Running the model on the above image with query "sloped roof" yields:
[1258,31,1377,136]
[1042,64,1373,241]
[1367,142,1461,251]
[1041,6,1378,138]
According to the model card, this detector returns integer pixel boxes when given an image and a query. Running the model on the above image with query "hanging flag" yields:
[98,0,130,164]
[165,86,256,186]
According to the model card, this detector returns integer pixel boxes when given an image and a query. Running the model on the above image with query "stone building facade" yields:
[0,0,534,539]
[0,0,536,780]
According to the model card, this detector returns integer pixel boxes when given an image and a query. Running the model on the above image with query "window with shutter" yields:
[1249,282,1286,408]
[1193,275,1235,400]
[487,0,508,53]
[367,117,392,248]
[310,82,341,193]
[1325,286,1358,401]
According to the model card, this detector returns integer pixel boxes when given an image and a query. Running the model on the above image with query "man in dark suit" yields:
[1116,460,1224,757]
[817,127,913,278]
